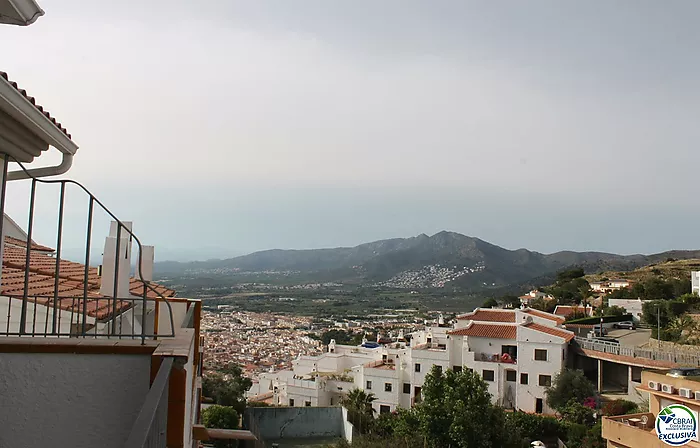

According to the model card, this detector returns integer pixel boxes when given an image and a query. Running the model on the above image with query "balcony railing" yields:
[574,337,700,366]
[124,357,174,448]
[601,412,667,448]
[0,154,175,343]
[473,352,517,364]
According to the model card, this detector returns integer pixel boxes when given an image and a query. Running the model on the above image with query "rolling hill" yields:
[155,231,700,292]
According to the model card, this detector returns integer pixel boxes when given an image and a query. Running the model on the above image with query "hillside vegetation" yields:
[586,258,700,284]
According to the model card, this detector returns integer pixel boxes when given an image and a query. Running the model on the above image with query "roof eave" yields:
[0,75,78,156]
[0,0,44,26]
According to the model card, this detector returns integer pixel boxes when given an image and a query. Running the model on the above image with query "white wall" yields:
[0,352,151,448]
[608,298,643,322]
[0,296,94,335]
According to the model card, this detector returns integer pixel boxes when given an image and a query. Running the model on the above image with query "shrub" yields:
[602,399,638,416]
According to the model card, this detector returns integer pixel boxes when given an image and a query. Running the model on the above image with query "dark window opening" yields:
[534,349,548,361]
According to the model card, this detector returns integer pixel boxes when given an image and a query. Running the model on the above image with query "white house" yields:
[262,307,572,415]
[607,298,644,322]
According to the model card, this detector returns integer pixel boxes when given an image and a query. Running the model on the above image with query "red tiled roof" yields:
[0,71,72,140]
[553,306,591,317]
[522,308,566,323]
[523,322,575,342]
[449,323,517,339]
[4,236,54,252]
[1,241,175,319]
[457,309,516,322]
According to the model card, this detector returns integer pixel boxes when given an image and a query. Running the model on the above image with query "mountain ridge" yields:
[155,231,700,291]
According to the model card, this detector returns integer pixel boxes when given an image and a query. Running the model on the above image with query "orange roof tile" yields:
[522,308,565,323]
[457,309,516,322]
[4,236,54,252]
[523,322,575,342]
[553,305,590,317]
[449,323,517,339]
[1,240,176,320]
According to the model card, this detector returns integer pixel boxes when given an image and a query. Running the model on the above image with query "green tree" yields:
[506,412,565,445]
[603,305,626,317]
[342,389,376,434]
[202,365,252,415]
[481,298,499,308]
[499,295,521,308]
[202,405,239,448]
[416,365,520,447]
[557,268,585,282]
[561,400,595,425]
[545,369,596,413]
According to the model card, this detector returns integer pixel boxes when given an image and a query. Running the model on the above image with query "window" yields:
[415,363,421,372]
[520,373,529,385]
[403,383,411,394]
[366,380,372,390]
[501,345,518,361]
[538,375,552,387]
[535,398,543,414]
[305,401,311,407]
[506,370,517,382]
[436,366,442,374]
[380,405,391,414]
[453,365,462,373]
[289,398,295,406]
[482,370,495,382]
[385,383,392,392]
[534,349,548,361]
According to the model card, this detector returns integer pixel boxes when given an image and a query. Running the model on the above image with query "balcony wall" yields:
[602,412,700,448]
[0,348,152,448]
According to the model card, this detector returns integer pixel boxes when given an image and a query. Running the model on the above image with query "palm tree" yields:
[341,388,377,434]
[342,388,377,415]
[668,315,697,343]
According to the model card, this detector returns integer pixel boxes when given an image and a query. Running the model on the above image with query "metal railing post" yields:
[52,182,65,334]
[20,178,37,335]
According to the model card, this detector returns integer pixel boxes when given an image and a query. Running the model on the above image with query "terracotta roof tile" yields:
[522,308,565,323]
[0,71,72,140]
[1,241,175,320]
[553,305,591,317]
[4,236,54,252]
[523,322,575,342]
[449,323,517,339]
[457,309,516,322]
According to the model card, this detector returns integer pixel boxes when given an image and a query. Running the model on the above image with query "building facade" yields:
[257,307,574,415]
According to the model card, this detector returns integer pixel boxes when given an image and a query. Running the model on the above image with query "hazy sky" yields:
[2,1,699,261]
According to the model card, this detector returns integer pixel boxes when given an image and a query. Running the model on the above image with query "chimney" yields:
[100,221,133,298]
[135,245,154,282]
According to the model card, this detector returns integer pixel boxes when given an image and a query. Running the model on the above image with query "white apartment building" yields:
[258,307,573,415]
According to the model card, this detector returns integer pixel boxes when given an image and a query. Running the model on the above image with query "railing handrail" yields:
[124,357,174,448]
[574,336,700,366]
[1,155,175,342]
